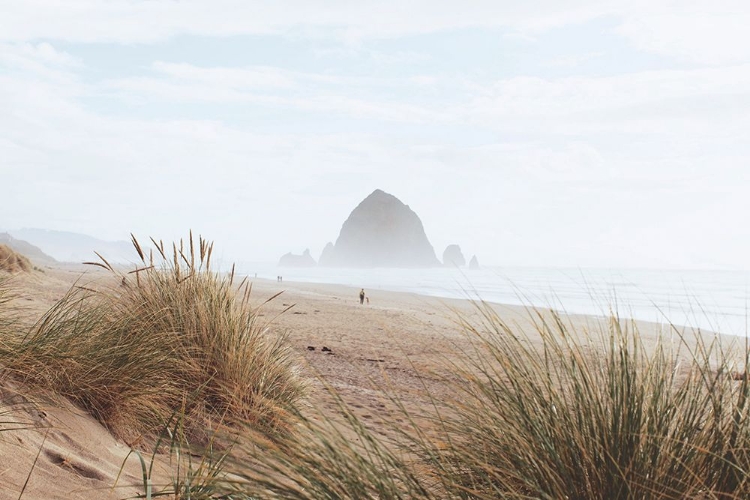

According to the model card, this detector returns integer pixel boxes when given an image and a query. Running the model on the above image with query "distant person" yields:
[359,288,365,305]
[366,296,370,305]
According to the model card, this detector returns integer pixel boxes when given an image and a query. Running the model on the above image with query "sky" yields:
[1,1,749,270]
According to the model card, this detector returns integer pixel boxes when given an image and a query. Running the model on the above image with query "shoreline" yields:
[13,259,744,339]
[254,275,735,340]
[250,264,750,337]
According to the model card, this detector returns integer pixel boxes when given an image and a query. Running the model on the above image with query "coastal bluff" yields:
[319,189,440,268]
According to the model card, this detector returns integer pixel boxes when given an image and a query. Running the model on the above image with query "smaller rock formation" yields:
[319,242,335,266]
[469,255,480,270]
[278,248,316,268]
[442,244,466,267]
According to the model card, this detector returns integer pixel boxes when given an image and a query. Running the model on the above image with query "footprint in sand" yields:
[44,449,105,481]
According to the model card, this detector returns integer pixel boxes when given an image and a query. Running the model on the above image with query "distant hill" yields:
[0,232,56,263]
[8,229,134,263]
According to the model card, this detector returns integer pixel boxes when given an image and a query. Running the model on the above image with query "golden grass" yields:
[175,302,750,500]
[0,244,31,273]
[0,234,304,442]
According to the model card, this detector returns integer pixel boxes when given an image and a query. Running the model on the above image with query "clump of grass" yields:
[2,233,304,441]
[0,274,15,337]
[0,245,31,273]
[413,303,750,499]
[180,302,750,500]
[116,410,243,500]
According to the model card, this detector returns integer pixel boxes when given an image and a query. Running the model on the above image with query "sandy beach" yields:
[0,262,741,499]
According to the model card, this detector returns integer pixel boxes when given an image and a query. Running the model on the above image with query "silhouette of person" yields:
[359,288,365,305]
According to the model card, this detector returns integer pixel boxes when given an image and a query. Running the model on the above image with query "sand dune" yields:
[0,245,32,274]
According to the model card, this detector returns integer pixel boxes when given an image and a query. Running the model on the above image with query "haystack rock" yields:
[278,248,316,268]
[442,244,466,267]
[469,255,480,270]
[319,189,440,268]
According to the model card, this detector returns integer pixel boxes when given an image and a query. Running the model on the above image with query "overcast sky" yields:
[1,1,749,269]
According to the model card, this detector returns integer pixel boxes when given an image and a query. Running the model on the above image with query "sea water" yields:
[237,263,750,337]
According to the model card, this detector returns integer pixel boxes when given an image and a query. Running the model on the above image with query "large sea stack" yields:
[319,189,440,268]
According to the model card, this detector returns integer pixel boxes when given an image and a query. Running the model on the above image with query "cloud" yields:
[151,62,296,89]
[463,64,750,139]
[0,1,613,43]
[103,61,448,123]
[542,52,605,68]
[617,0,750,64]
[1,1,749,69]
[0,42,82,85]
[2,1,749,72]
[97,58,750,144]
[0,42,81,67]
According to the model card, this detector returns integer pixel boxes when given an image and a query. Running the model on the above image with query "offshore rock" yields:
[278,248,316,268]
[469,255,480,270]
[442,244,466,267]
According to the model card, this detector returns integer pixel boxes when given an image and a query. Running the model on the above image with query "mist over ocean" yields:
[237,263,750,337]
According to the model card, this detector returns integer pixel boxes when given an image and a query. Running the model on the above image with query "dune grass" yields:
[0,234,304,441]
[405,304,750,499]
[0,244,32,273]
[157,302,750,500]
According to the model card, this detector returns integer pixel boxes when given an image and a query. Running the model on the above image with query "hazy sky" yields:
[2,1,749,269]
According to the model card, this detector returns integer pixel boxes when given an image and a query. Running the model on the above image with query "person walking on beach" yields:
[359,288,365,305]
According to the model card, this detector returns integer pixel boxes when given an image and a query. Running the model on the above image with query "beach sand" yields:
[0,263,740,499]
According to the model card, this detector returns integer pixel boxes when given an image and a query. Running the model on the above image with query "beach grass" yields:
[0,234,304,441]
[404,303,750,499]
[165,301,750,499]
[0,244,32,273]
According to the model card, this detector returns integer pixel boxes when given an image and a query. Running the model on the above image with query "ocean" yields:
[237,263,750,337]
